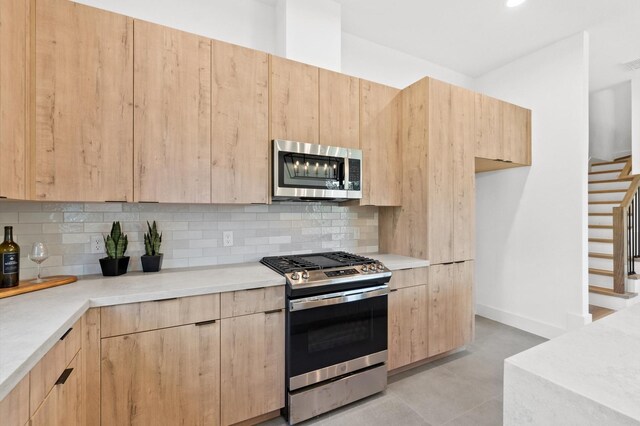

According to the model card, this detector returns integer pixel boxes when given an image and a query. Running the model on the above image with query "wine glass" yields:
[29,242,49,283]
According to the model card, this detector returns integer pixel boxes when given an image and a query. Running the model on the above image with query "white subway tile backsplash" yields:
[63,212,103,223]
[20,212,63,223]
[0,201,378,277]
[62,233,91,244]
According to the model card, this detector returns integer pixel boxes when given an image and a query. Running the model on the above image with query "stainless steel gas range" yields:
[261,252,392,425]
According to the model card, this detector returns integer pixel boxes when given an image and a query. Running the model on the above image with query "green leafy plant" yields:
[104,221,128,259]
[143,221,162,256]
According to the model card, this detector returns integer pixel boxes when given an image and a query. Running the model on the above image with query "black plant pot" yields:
[141,254,163,273]
[99,256,130,277]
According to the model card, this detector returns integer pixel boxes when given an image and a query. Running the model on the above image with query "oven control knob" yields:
[291,271,301,280]
[302,270,309,279]
[377,263,385,271]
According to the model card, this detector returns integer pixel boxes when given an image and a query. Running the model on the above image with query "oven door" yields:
[287,285,388,390]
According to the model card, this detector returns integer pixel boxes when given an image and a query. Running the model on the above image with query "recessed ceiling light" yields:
[506,0,527,7]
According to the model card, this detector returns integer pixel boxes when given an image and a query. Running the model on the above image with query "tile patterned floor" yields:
[261,316,547,426]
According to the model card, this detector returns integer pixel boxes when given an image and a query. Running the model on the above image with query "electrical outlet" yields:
[91,235,105,254]
[223,231,234,247]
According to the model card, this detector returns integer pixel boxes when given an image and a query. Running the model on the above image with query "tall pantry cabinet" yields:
[380,77,475,365]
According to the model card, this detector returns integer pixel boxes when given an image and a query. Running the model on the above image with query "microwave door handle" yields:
[289,286,389,312]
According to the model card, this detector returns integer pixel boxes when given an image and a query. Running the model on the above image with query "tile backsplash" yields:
[0,201,379,279]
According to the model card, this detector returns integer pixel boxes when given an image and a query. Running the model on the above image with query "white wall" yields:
[342,32,474,89]
[276,0,342,71]
[590,82,632,161]
[73,0,277,54]
[473,33,590,339]
[633,73,640,174]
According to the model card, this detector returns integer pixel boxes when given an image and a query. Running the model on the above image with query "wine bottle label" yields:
[2,253,19,274]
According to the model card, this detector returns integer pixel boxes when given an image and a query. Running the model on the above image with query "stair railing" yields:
[612,174,640,294]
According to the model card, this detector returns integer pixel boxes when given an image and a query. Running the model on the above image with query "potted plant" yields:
[141,221,163,272]
[99,222,129,276]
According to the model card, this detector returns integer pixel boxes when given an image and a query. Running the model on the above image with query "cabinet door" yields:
[34,0,133,201]
[101,323,220,426]
[388,285,428,371]
[30,353,83,426]
[211,40,269,204]
[452,86,475,262]
[428,262,474,357]
[474,94,503,160]
[0,0,28,199]
[270,56,318,144]
[221,309,284,426]
[0,374,29,426]
[360,80,402,206]
[503,102,531,165]
[428,79,454,263]
[319,69,359,149]
[134,20,211,203]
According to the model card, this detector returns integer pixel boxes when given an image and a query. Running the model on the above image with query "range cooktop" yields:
[261,251,392,295]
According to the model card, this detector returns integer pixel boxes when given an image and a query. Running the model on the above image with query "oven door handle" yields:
[289,285,389,312]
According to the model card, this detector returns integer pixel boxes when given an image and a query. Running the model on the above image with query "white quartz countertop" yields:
[0,253,427,400]
[505,303,640,424]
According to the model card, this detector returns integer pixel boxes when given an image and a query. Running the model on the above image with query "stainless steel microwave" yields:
[272,140,363,201]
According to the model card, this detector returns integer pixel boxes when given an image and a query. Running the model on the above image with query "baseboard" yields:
[476,303,568,339]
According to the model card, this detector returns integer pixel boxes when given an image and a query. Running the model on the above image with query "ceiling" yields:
[331,0,640,92]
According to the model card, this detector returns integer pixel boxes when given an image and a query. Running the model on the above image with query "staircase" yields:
[588,156,640,312]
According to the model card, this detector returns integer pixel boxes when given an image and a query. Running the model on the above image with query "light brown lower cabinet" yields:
[30,352,83,426]
[0,374,29,426]
[101,322,221,425]
[428,261,474,357]
[220,309,285,426]
[388,285,429,371]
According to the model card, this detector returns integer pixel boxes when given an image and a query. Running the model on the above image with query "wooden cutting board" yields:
[0,275,78,299]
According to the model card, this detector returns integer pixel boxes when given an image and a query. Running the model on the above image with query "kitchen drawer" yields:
[100,293,220,338]
[220,285,285,318]
[388,267,429,290]
[30,352,82,426]
[30,318,81,416]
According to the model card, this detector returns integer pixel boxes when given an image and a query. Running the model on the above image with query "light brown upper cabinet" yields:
[503,101,531,165]
[0,0,28,199]
[359,80,402,206]
[269,56,319,144]
[211,40,269,204]
[134,21,211,203]
[319,69,359,149]
[380,78,474,264]
[34,0,133,201]
[475,93,531,172]
[428,261,474,357]
[475,94,503,160]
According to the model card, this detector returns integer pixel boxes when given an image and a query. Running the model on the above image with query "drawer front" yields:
[30,352,82,426]
[101,293,221,338]
[388,267,429,290]
[30,319,81,416]
[220,286,284,318]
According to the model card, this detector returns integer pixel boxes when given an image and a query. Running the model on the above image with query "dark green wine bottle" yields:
[0,226,20,287]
